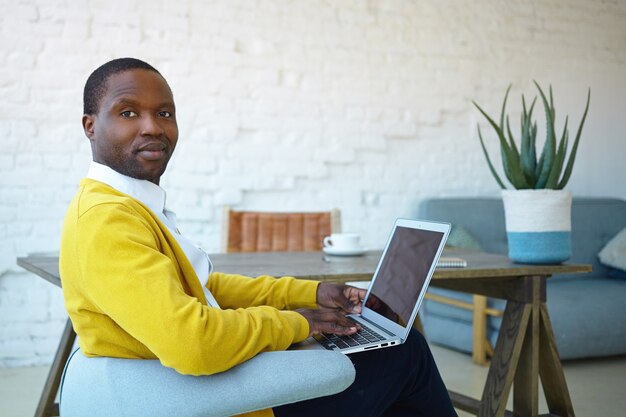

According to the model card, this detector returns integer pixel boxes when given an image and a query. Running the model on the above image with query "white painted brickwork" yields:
[1,0,626,367]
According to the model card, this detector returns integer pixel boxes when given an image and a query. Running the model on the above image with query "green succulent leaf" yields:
[549,85,556,121]
[531,121,539,173]
[520,107,537,186]
[483,103,517,186]
[527,97,537,123]
[477,126,507,189]
[534,81,557,189]
[499,84,512,131]
[506,116,520,160]
[473,99,530,189]
[558,88,591,189]
[545,117,568,189]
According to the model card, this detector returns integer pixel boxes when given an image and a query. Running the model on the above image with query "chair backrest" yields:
[223,207,341,253]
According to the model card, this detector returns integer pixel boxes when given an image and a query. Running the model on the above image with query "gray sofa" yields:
[418,197,626,360]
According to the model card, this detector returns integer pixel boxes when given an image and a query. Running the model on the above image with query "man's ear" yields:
[82,114,95,140]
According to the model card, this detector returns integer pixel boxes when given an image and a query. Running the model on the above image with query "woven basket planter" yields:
[502,190,572,264]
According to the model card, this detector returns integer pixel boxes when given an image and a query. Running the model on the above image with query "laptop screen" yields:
[364,225,445,327]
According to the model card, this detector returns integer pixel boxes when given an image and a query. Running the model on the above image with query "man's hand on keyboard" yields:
[296,308,362,337]
[316,283,367,314]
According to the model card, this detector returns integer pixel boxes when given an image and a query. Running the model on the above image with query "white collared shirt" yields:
[86,162,221,308]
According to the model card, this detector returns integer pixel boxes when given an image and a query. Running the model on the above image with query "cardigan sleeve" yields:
[207,272,320,310]
[69,201,311,376]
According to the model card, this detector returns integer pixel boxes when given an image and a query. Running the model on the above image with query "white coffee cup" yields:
[323,233,361,251]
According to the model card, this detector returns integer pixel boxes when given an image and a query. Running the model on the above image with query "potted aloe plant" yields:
[473,82,590,263]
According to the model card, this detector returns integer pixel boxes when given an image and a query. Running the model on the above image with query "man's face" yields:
[83,69,178,184]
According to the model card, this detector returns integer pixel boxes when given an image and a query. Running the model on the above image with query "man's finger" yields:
[345,286,366,301]
[325,311,361,331]
[343,286,366,312]
[336,297,358,313]
[348,286,367,298]
[318,321,359,335]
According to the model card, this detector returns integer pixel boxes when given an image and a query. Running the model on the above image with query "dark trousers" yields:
[274,329,458,417]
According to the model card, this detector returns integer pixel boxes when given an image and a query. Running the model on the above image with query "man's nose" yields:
[140,114,164,136]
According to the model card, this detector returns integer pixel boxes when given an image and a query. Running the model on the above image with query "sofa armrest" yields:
[60,348,355,417]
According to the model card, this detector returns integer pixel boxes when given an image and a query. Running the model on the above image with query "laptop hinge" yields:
[359,315,396,337]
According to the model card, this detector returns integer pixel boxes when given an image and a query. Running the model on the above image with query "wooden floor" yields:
[1,345,625,417]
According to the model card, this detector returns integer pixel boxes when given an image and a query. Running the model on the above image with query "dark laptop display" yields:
[366,226,445,326]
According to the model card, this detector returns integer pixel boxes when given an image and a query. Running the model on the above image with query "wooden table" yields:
[17,250,591,417]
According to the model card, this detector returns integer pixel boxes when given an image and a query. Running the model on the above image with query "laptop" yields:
[292,218,450,354]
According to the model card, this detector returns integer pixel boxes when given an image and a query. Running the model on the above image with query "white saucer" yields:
[322,246,366,256]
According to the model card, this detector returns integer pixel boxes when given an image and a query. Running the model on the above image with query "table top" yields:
[17,249,592,289]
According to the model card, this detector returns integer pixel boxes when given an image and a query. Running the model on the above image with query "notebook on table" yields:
[437,256,467,268]
[292,218,450,354]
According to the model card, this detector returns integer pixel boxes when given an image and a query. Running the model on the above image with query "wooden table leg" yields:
[473,276,575,417]
[539,304,576,417]
[513,277,541,417]
[34,318,76,417]
[479,301,531,417]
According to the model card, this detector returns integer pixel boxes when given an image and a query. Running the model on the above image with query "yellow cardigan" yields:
[60,179,319,417]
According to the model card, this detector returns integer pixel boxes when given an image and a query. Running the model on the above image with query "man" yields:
[60,57,457,417]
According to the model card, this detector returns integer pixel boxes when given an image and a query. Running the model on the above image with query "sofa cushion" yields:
[570,199,626,278]
[598,227,626,273]
[547,276,626,359]
[446,224,483,251]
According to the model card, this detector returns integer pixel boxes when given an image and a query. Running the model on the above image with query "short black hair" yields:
[83,58,162,115]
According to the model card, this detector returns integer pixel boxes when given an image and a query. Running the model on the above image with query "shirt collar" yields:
[86,161,167,215]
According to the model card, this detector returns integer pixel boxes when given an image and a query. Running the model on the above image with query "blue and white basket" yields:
[502,190,572,264]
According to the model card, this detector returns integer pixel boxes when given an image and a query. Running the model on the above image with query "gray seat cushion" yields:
[60,349,356,417]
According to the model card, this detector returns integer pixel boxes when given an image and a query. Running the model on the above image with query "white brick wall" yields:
[1,0,626,367]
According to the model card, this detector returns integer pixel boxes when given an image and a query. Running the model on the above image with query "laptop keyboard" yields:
[314,322,387,350]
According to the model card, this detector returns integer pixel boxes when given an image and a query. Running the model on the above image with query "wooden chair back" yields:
[222,207,341,253]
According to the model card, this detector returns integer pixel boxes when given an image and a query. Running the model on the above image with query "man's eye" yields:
[159,111,172,118]
[121,111,137,117]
